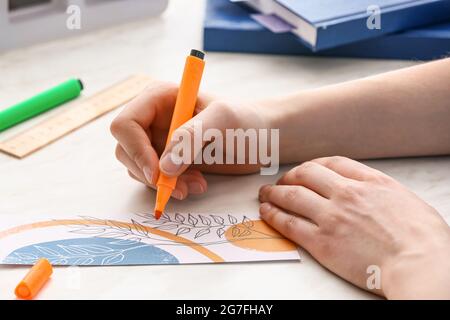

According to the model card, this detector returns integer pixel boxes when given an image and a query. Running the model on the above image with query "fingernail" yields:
[160,153,182,175]
[259,184,271,200]
[143,167,154,184]
[188,182,205,194]
[172,189,185,200]
[260,202,272,214]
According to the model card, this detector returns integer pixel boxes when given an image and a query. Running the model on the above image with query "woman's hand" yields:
[110,81,273,200]
[259,156,450,299]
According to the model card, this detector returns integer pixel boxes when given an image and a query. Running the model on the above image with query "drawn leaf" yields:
[107,220,131,231]
[102,253,125,265]
[228,215,238,225]
[57,245,90,256]
[141,219,166,225]
[211,215,224,225]
[175,213,185,223]
[34,245,61,257]
[188,214,198,226]
[161,213,171,221]
[69,228,106,235]
[240,229,252,237]
[195,228,210,239]
[73,245,114,254]
[231,226,241,238]
[216,228,225,238]
[131,219,148,236]
[108,238,137,246]
[155,224,178,230]
[199,215,211,226]
[176,227,191,236]
[134,213,152,220]
[128,237,142,242]
[98,232,128,239]
[242,216,254,228]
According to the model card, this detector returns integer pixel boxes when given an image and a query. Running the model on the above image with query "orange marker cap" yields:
[154,49,205,219]
[15,258,53,299]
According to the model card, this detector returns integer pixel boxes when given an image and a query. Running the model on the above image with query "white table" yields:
[1,0,449,300]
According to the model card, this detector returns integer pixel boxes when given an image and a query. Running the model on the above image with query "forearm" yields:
[268,58,450,163]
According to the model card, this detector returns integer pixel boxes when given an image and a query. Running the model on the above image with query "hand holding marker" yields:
[0,78,84,132]
[154,49,206,219]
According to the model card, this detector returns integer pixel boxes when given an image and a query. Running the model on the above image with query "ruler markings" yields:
[0,75,152,158]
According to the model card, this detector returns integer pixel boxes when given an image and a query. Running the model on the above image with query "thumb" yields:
[159,102,235,177]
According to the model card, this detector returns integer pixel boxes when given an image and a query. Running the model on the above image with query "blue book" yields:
[203,0,450,60]
[241,0,450,51]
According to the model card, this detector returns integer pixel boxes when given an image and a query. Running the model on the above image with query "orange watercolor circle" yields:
[224,220,296,252]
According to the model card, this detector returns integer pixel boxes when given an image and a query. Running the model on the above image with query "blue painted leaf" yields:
[14,252,38,260]
[108,238,140,246]
[102,253,125,265]
[73,244,114,254]
[57,244,90,256]
[34,245,61,257]
[51,259,69,265]
[74,257,94,265]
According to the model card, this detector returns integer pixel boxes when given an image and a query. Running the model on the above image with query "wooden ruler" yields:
[0,75,152,159]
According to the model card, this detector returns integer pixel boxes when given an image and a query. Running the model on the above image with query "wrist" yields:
[382,246,450,299]
[258,90,339,164]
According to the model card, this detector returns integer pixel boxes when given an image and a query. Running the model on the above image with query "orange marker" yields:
[154,49,206,219]
[15,258,53,300]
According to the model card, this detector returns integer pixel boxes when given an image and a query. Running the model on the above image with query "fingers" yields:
[259,202,318,250]
[312,156,386,182]
[115,144,207,199]
[259,184,327,224]
[111,84,178,181]
[116,144,154,184]
[278,161,349,198]
[161,169,208,199]
[159,102,237,177]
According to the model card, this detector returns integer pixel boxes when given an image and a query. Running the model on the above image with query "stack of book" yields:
[203,0,450,60]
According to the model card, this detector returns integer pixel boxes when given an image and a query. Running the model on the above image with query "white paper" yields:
[0,211,300,266]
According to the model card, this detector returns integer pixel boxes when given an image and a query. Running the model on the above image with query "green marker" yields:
[0,78,84,132]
